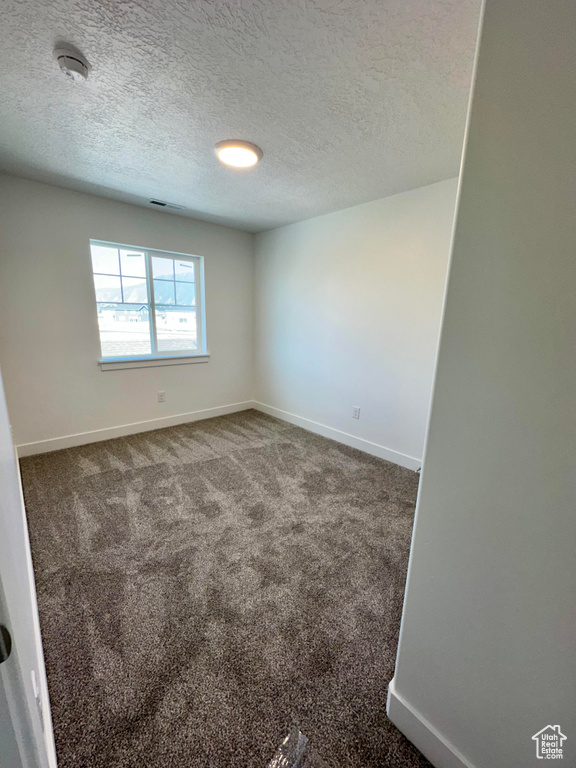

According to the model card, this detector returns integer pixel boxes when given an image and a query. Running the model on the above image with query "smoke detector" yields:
[53,47,90,82]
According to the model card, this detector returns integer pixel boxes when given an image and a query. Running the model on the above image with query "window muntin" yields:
[90,242,204,360]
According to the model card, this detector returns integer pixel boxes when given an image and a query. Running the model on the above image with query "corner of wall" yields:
[387,679,478,768]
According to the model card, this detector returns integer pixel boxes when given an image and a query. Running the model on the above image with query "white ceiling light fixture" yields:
[53,47,90,83]
[215,140,262,168]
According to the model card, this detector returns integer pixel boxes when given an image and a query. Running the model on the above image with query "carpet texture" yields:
[20,410,431,768]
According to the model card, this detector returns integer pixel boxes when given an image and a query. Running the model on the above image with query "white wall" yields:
[254,178,458,468]
[0,175,254,448]
[388,1,576,767]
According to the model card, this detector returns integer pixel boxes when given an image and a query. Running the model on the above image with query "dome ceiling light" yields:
[215,140,262,168]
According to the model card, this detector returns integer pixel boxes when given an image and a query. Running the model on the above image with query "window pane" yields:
[93,274,122,302]
[174,259,195,283]
[122,277,148,303]
[120,249,146,278]
[152,256,174,280]
[175,281,196,306]
[153,279,175,304]
[155,307,197,352]
[91,244,120,275]
[97,303,151,357]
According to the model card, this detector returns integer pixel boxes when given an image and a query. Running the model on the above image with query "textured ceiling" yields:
[0,0,481,232]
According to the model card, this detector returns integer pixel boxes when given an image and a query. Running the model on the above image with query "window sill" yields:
[99,353,210,371]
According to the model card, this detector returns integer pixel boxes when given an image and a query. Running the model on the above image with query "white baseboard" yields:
[252,401,421,471]
[17,400,422,469]
[16,401,254,457]
[387,678,477,768]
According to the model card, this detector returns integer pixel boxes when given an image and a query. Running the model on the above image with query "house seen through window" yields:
[90,241,205,359]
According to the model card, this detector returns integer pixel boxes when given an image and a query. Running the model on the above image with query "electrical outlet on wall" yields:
[158,391,166,403]
[352,406,361,420]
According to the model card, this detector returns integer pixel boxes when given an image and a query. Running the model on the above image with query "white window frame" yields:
[90,240,209,371]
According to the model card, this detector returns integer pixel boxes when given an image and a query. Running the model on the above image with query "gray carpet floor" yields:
[20,410,431,768]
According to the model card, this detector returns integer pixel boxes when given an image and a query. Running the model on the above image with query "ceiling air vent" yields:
[149,199,184,212]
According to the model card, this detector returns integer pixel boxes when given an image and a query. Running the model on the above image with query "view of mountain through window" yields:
[90,242,204,359]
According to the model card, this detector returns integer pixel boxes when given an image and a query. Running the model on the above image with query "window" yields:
[90,241,206,363]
